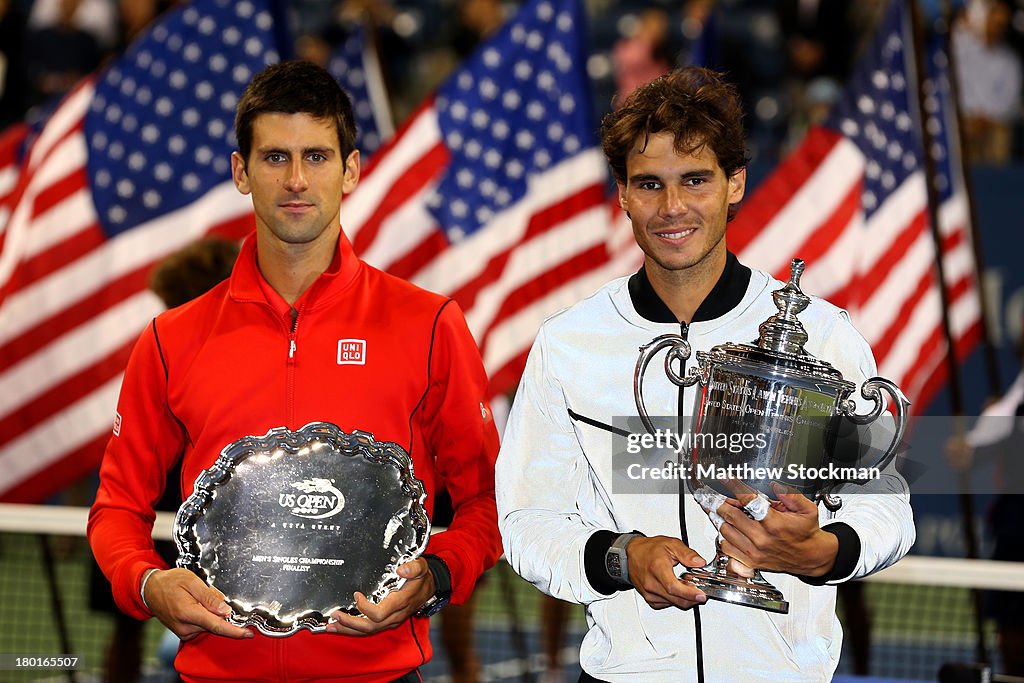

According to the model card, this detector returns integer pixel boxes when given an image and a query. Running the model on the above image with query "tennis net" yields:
[1,502,1021,682]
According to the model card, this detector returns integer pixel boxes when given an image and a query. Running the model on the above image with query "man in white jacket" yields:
[495,67,914,682]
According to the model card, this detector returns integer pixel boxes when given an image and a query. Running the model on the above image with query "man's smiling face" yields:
[618,131,745,280]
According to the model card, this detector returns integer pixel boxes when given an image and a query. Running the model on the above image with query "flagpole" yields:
[359,12,396,141]
[267,0,295,61]
[937,0,1003,396]
[907,0,966,415]
[907,0,989,665]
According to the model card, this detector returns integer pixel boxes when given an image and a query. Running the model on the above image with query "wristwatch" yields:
[417,554,452,617]
[605,532,642,587]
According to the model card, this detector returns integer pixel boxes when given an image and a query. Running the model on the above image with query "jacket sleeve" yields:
[811,309,916,583]
[496,326,618,605]
[87,319,186,619]
[419,301,502,604]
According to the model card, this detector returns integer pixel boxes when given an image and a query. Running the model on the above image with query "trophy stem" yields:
[678,550,789,614]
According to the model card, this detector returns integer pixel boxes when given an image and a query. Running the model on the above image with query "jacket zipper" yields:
[676,320,690,544]
[287,309,299,425]
[676,322,689,420]
[676,320,705,683]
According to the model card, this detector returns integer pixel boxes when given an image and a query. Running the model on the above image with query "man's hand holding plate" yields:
[326,558,436,635]
[144,567,253,641]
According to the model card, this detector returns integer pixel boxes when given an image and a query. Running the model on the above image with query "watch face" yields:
[607,552,623,578]
[420,595,450,617]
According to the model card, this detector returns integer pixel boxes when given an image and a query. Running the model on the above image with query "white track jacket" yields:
[496,257,915,682]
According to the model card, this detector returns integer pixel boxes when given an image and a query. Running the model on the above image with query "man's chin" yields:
[263,227,333,247]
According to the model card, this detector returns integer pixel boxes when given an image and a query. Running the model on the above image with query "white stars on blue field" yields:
[826,6,917,217]
[428,0,592,243]
[85,0,279,234]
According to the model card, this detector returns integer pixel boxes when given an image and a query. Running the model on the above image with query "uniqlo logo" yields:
[337,339,367,365]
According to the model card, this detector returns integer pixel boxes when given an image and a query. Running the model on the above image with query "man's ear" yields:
[726,167,747,222]
[342,149,360,195]
[231,151,250,195]
[728,166,747,204]
[617,183,631,219]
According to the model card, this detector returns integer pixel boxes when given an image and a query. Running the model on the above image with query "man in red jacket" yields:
[88,60,502,683]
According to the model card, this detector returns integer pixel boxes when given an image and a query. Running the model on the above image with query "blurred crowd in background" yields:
[0,3,1020,682]
[2,0,1024,168]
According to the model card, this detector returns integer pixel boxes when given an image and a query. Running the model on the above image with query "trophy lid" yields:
[759,258,810,356]
[700,259,848,383]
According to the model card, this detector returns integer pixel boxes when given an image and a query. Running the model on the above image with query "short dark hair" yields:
[234,60,357,165]
[600,67,749,185]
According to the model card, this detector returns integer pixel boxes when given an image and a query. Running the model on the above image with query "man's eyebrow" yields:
[254,146,336,156]
[628,172,662,184]
[628,169,716,184]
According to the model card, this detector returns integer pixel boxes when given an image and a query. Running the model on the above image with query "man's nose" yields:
[284,159,308,192]
[661,186,687,217]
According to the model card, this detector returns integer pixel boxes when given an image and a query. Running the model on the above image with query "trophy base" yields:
[680,558,789,614]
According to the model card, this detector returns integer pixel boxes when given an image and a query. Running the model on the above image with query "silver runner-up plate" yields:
[174,422,430,636]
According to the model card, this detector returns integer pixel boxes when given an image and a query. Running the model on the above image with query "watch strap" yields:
[606,532,642,587]
[417,554,452,617]
[584,530,623,595]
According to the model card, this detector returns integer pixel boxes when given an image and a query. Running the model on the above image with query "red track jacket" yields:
[88,231,501,682]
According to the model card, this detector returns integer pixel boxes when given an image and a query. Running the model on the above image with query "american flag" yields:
[0,0,640,502]
[729,0,980,411]
[343,0,637,394]
[0,123,28,236]
[0,0,280,502]
[327,22,394,157]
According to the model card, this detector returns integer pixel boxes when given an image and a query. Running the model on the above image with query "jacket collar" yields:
[230,229,361,315]
[628,251,751,324]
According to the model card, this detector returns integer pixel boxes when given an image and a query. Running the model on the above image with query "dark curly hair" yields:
[601,67,749,186]
[234,60,357,166]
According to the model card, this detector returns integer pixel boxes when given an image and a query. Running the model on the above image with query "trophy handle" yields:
[838,375,910,469]
[816,491,844,512]
[634,334,703,435]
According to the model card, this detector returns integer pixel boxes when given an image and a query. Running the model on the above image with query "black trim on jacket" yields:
[150,319,194,448]
[627,251,751,324]
[567,408,631,438]
[797,522,862,585]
